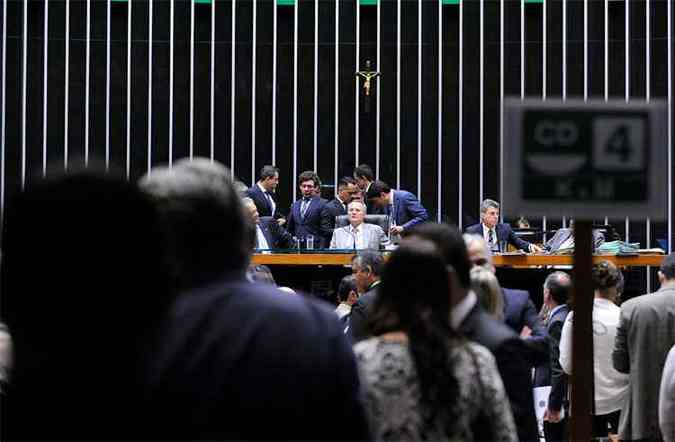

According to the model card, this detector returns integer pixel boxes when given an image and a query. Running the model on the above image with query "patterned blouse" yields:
[354,337,518,442]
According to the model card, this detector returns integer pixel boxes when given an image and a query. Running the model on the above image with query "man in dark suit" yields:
[242,197,293,250]
[366,180,429,236]
[246,165,283,222]
[464,234,547,363]
[410,223,540,442]
[320,176,358,236]
[353,164,384,214]
[465,199,543,253]
[139,158,370,440]
[533,271,571,442]
[347,251,384,342]
[287,171,329,248]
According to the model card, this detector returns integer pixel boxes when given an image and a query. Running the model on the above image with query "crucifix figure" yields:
[355,59,381,113]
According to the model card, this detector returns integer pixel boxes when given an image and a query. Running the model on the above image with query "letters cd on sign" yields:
[502,99,667,221]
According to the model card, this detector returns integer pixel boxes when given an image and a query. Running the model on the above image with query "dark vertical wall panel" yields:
[483,0,500,205]
[194,3,212,160]
[461,0,479,224]
[442,5,459,225]
[297,0,314,175]
[420,0,437,218]
[275,4,295,210]
[255,0,273,174]
[337,0,355,180]
[316,0,335,187]
[378,0,396,186]
[399,0,418,195]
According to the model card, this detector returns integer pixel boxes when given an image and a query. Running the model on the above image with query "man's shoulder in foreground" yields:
[464,223,482,234]
[461,303,520,351]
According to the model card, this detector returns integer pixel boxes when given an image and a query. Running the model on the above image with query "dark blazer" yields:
[460,303,541,442]
[465,222,532,252]
[258,216,293,249]
[348,284,379,342]
[543,304,570,412]
[286,196,329,248]
[320,197,348,238]
[146,278,370,440]
[503,288,548,365]
[389,190,429,232]
[246,184,279,218]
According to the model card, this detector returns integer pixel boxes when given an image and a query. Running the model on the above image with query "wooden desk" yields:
[251,253,665,267]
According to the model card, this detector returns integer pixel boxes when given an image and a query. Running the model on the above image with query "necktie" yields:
[264,192,274,213]
[300,198,310,219]
[488,229,495,248]
[353,228,359,250]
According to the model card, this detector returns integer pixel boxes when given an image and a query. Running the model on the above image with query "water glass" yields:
[306,235,314,250]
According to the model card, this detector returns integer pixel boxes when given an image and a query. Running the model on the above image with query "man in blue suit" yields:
[366,180,429,236]
[465,199,543,253]
[286,170,329,248]
[246,165,284,223]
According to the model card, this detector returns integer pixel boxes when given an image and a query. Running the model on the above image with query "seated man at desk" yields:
[330,201,387,250]
[465,199,543,253]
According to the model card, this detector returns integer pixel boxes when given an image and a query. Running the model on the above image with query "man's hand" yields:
[543,408,562,423]
[520,325,532,339]
[529,244,544,253]
[390,225,404,235]
[277,217,286,226]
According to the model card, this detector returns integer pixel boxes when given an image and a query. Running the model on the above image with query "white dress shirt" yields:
[350,224,366,250]
[256,224,271,253]
[559,298,629,415]
[481,224,498,251]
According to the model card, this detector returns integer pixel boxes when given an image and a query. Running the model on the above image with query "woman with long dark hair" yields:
[353,240,517,441]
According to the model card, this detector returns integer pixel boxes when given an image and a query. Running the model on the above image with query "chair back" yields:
[335,214,389,231]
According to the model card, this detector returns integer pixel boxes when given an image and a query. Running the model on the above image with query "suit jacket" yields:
[388,190,429,232]
[540,304,570,412]
[348,283,380,343]
[330,223,386,250]
[246,184,280,219]
[145,277,370,440]
[286,196,329,248]
[320,197,348,238]
[258,216,293,249]
[613,287,675,441]
[503,288,548,366]
[465,222,532,252]
[460,303,540,442]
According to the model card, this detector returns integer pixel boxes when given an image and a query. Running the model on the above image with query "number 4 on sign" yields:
[592,118,645,172]
[606,126,631,163]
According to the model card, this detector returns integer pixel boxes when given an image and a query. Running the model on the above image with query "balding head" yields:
[463,234,494,272]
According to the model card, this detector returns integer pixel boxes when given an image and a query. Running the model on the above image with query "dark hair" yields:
[259,165,279,181]
[337,176,356,190]
[1,168,170,437]
[368,240,459,424]
[591,261,622,295]
[660,253,675,279]
[337,275,358,302]
[352,251,384,277]
[544,271,572,305]
[298,170,321,188]
[365,180,391,200]
[353,164,374,181]
[140,158,251,290]
[407,223,472,289]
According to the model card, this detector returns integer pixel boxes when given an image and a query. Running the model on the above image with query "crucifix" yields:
[355,59,381,113]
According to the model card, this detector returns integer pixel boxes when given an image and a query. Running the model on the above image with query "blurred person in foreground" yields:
[408,223,539,442]
[354,239,517,441]
[1,167,170,439]
[559,261,628,439]
[612,253,675,442]
[139,158,369,440]
[660,344,675,442]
